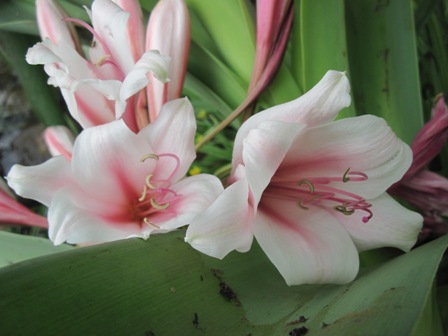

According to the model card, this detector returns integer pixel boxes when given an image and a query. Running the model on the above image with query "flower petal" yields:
[91,0,135,74]
[112,0,145,63]
[36,0,80,51]
[149,173,223,230]
[27,40,116,128]
[119,50,170,110]
[233,70,351,164]
[48,188,141,245]
[337,193,422,252]
[255,197,359,285]
[278,115,412,199]
[6,156,71,207]
[141,98,196,181]
[241,120,306,205]
[71,120,152,203]
[185,173,254,259]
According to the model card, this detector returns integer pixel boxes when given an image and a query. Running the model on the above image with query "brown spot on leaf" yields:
[288,326,308,336]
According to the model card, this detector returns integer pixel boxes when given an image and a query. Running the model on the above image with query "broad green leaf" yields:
[411,285,445,336]
[183,72,236,124]
[59,0,92,23]
[345,0,424,144]
[0,0,37,35]
[437,284,448,333]
[291,0,355,118]
[0,231,73,268]
[0,31,67,126]
[258,63,303,109]
[186,0,255,86]
[188,41,247,109]
[138,0,158,12]
[0,231,446,335]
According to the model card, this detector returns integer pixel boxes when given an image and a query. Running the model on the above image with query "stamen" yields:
[296,194,321,210]
[150,198,170,210]
[64,17,123,79]
[297,179,315,193]
[297,200,309,210]
[290,169,373,223]
[144,218,160,229]
[334,202,355,216]
[145,174,157,189]
[138,185,148,202]
[65,18,104,47]
[134,152,181,225]
[342,168,351,183]
[95,55,110,67]
[140,153,160,162]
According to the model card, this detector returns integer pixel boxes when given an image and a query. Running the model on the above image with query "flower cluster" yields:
[4,0,423,286]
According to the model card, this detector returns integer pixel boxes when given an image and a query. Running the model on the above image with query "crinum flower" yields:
[186,71,423,285]
[7,98,222,245]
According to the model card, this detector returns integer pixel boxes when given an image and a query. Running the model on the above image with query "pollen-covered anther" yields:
[334,202,355,215]
[145,174,157,189]
[150,198,170,210]
[297,179,315,193]
[95,55,110,67]
[140,153,160,162]
[342,168,351,182]
[138,185,148,202]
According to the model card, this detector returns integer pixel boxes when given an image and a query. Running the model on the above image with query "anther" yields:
[144,218,160,229]
[297,200,309,210]
[150,198,169,210]
[297,180,315,193]
[140,153,160,162]
[342,168,351,183]
[138,186,148,202]
[296,194,320,210]
[95,55,110,67]
[145,174,157,189]
[334,202,355,216]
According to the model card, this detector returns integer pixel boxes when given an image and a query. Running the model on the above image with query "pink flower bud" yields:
[146,0,190,122]
[406,96,448,177]
[389,96,448,228]
[249,0,293,92]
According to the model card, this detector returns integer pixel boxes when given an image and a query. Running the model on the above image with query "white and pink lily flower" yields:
[186,71,423,286]
[29,0,189,132]
[7,98,222,245]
